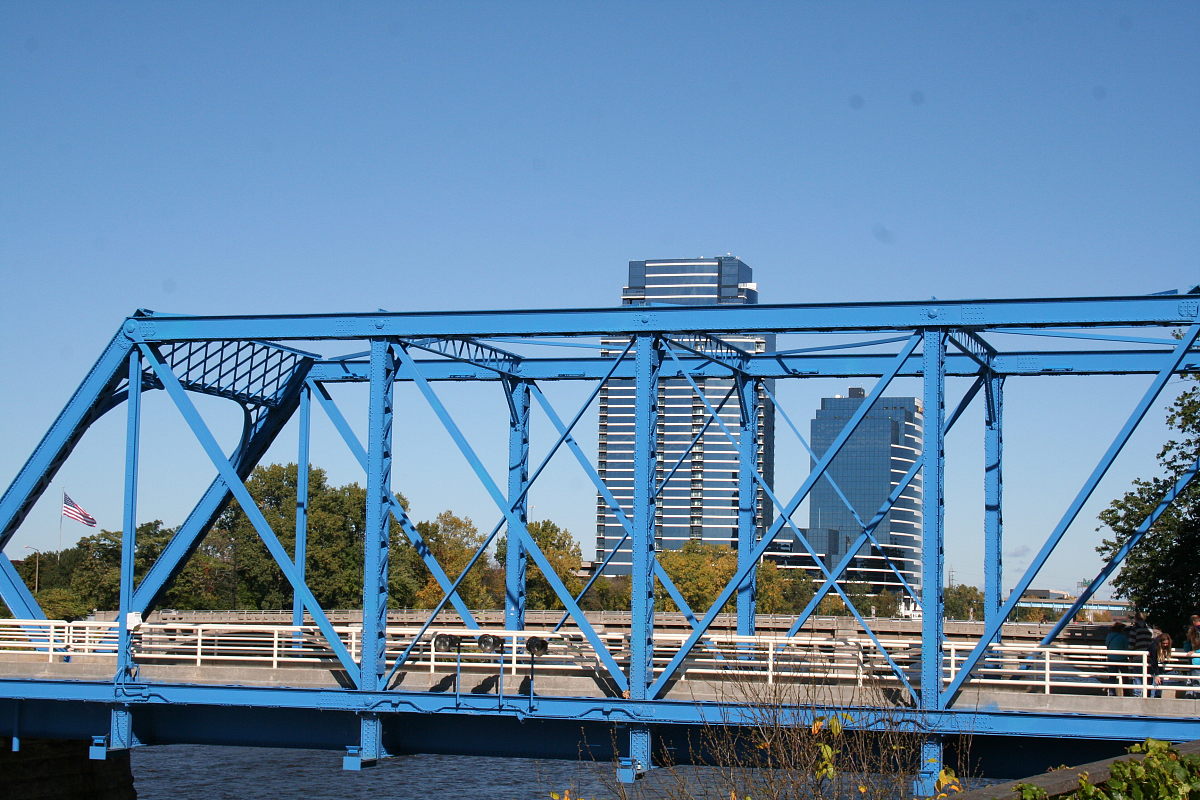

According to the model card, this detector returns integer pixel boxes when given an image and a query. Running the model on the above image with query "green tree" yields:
[495,520,583,609]
[404,510,500,610]
[657,541,739,613]
[209,463,419,610]
[1098,386,1200,633]
[943,584,983,620]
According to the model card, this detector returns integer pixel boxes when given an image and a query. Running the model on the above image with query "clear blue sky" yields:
[2,2,1197,595]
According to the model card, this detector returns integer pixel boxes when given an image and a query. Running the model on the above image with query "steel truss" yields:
[1,293,1199,785]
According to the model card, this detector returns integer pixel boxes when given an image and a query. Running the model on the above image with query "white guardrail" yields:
[1,619,1198,696]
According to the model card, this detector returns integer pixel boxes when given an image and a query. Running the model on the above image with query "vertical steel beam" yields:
[1040,453,1200,647]
[293,384,310,629]
[943,322,1200,701]
[131,360,311,615]
[307,380,479,629]
[116,348,141,682]
[355,340,394,767]
[626,333,659,780]
[920,328,947,708]
[105,348,143,758]
[917,328,947,794]
[736,374,758,637]
[138,343,360,678]
[984,374,1004,628]
[504,379,530,631]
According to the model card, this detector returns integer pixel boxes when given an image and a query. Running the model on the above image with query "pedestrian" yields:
[1128,611,1153,695]
[1176,616,1200,696]
[1105,621,1130,696]
[1149,632,1173,698]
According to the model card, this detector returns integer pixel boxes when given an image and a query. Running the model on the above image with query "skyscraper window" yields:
[595,257,774,574]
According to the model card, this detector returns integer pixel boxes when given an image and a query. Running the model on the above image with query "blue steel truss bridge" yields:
[1,292,1199,792]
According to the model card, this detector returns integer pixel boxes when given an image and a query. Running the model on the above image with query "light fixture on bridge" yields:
[433,633,462,652]
[524,636,549,658]
[477,633,504,653]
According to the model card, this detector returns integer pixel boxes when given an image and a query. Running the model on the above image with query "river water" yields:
[131,746,680,800]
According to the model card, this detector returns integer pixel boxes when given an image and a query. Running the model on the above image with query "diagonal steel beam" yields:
[391,343,629,692]
[138,343,360,680]
[646,333,923,698]
[662,333,751,374]
[399,336,522,376]
[0,556,42,619]
[0,329,134,553]
[1039,453,1200,647]
[526,384,706,632]
[132,360,311,615]
[780,376,985,628]
[307,380,479,628]
[941,322,1200,704]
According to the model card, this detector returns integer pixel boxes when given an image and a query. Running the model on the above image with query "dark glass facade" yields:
[596,258,774,574]
[793,388,923,591]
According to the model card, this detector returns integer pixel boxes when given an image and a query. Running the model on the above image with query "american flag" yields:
[62,493,97,527]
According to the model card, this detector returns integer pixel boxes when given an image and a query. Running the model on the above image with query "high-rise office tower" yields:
[595,257,775,574]
[803,388,923,591]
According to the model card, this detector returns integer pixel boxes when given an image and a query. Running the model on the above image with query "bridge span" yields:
[1,294,1199,792]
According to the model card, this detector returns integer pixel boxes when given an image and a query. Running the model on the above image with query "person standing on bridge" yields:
[1104,621,1130,696]
[1128,611,1153,696]
[1149,632,1172,698]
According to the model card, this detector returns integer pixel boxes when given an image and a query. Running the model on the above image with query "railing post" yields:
[504,379,530,632]
[1044,649,1051,694]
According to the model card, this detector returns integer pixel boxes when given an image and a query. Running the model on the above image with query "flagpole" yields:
[58,490,64,551]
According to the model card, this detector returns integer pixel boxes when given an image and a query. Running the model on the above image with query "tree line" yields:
[8,462,942,622]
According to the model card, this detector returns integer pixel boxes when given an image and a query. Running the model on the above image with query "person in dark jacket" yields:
[1128,611,1154,695]
[1149,632,1173,698]
[1105,621,1130,696]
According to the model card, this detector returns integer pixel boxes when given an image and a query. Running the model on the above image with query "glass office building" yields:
[768,388,922,592]
[595,257,775,574]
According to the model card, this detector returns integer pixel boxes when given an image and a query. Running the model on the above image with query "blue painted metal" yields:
[121,295,1200,341]
[116,348,141,686]
[504,379,530,632]
[353,340,395,767]
[292,384,310,630]
[920,330,947,732]
[526,383,706,633]
[132,348,313,614]
[3,294,1200,779]
[390,343,629,693]
[627,334,660,778]
[0,328,134,566]
[943,322,1200,703]
[307,348,1200,383]
[0,557,41,620]
[646,333,923,699]
[736,374,758,637]
[307,380,480,629]
[984,374,1004,629]
[137,343,360,679]
[1039,452,1200,647]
